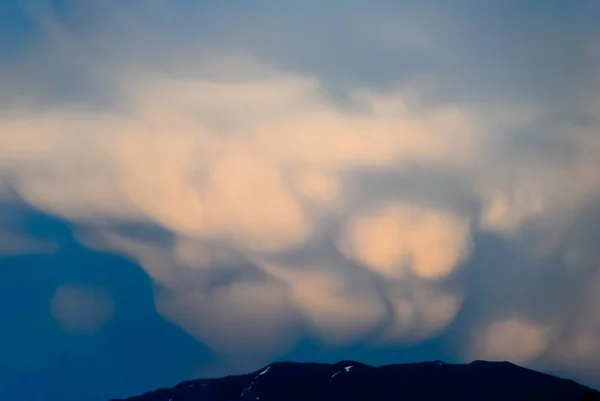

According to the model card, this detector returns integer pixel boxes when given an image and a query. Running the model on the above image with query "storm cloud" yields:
[1,0,600,389]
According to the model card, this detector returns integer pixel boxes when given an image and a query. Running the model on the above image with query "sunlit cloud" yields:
[338,203,472,279]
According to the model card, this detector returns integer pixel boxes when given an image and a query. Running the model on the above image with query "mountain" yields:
[112,360,600,401]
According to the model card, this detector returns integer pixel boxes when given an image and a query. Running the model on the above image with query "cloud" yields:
[475,135,600,236]
[470,317,551,365]
[0,57,479,256]
[258,262,387,346]
[0,230,57,256]
[50,284,115,334]
[381,281,463,344]
[0,203,58,255]
[155,273,300,359]
[338,203,472,279]
[466,264,600,378]
[2,0,600,383]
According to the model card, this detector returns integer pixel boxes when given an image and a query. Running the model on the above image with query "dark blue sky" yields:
[1,1,599,400]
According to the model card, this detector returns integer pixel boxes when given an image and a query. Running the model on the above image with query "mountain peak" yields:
[113,360,599,401]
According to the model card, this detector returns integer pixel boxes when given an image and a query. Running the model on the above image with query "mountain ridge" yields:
[112,360,600,401]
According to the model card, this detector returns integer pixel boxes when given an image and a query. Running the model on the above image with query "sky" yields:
[0,0,599,400]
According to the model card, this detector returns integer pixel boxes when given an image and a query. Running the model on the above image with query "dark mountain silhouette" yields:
[112,360,599,401]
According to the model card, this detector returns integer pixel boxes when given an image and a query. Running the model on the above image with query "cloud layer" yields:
[1,0,600,384]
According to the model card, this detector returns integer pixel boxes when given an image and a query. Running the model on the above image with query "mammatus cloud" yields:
[338,203,472,279]
[258,262,388,346]
[2,0,600,383]
[467,267,600,382]
[4,53,600,374]
[470,317,551,365]
[51,284,115,334]
[1,62,478,250]
[0,62,481,350]
[381,283,463,345]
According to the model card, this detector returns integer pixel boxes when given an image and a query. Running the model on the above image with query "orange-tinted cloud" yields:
[339,203,472,279]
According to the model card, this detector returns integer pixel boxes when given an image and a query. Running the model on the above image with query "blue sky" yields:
[1,1,599,400]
